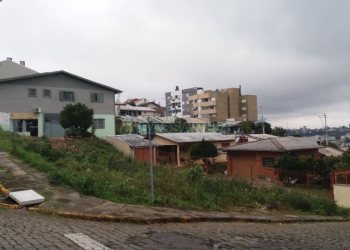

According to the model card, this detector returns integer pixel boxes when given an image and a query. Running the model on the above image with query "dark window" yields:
[262,157,275,167]
[28,89,37,97]
[43,89,51,98]
[222,142,230,148]
[59,91,75,102]
[90,93,104,103]
[92,119,105,129]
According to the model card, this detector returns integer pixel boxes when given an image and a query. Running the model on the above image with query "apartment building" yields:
[165,86,203,117]
[188,87,257,123]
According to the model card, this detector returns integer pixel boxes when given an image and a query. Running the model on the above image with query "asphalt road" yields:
[0,209,350,250]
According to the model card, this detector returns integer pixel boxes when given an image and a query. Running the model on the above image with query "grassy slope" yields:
[0,130,348,216]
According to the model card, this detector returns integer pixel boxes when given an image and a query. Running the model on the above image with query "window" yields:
[91,93,104,103]
[262,157,275,167]
[28,89,37,97]
[59,91,75,102]
[43,89,51,98]
[92,119,105,129]
[222,142,230,148]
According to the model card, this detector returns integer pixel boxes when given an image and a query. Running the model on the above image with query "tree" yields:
[166,118,190,132]
[59,103,93,137]
[272,127,286,136]
[190,140,218,173]
[255,122,272,134]
[240,121,255,134]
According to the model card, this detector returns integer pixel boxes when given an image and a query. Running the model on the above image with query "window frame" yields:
[92,118,105,129]
[43,89,51,98]
[262,157,275,168]
[28,88,37,98]
[59,91,75,102]
[90,92,104,103]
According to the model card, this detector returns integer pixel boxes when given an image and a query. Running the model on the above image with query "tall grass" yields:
[0,129,348,216]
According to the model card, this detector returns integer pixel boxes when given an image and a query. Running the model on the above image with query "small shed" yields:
[106,134,157,164]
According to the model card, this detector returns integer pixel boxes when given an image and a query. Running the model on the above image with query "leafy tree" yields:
[255,122,272,134]
[166,118,190,132]
[190,140,218,173]
[240,121,255,134]
[272,127,287,137]
[59,103,93,137]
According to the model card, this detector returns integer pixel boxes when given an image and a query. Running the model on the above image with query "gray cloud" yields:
[1,0,349,128]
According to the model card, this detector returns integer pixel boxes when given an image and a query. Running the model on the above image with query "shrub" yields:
[59,103,93,137]
[186,165,203,182]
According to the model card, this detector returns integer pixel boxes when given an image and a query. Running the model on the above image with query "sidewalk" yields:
[0,151,347,224]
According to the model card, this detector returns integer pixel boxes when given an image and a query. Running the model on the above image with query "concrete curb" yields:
[27,207,349,224]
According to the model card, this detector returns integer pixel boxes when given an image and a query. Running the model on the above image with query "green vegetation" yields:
[190,140,218,173]
[274,152,350,186]
[59,102,94,137]
[0,129,348,216]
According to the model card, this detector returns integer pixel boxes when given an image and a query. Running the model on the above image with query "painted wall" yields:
[0,74,116,115]
[92,114,115,138]
[334,185,350,208]
[227,149,319,181]
[0,112,10,130]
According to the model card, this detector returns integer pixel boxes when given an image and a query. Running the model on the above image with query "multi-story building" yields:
[188,87,257,123]
[0,58,121,138]
[165,86,203,117]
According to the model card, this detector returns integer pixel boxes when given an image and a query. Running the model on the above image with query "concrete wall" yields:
[334,185,350,208]
[0,74,115,114]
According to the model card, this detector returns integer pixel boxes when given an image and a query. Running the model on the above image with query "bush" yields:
[186,165,203,182]
[59,103,93,137]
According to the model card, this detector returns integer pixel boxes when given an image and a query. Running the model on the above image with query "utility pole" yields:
[320,113,328,146]
[260,105,265,134]
[148,117,155,203]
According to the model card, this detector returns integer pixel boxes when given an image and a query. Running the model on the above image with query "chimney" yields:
[6,57,12,61]
[239,85,242,96]
[175,86,179,91]
[20,61,25,66]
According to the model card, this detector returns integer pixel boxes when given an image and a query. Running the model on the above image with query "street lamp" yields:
[147,117,155,203]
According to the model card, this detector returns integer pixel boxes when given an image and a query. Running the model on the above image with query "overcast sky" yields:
[1,0,349,129]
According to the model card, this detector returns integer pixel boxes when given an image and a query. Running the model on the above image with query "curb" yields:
[27,207,349,224]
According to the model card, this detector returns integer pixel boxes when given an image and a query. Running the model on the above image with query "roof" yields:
[0,70,121,93]
[119,105,156,112]
[183,117,209,124]
[248,134,279,141]
[108,134,155,148]
[319,147,344,157]
[155,132,236,143]
[224,136,322,152]
[0,59,38,79]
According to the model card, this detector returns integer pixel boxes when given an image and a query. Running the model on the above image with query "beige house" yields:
[152,133,236,167]
[188,87,257,123]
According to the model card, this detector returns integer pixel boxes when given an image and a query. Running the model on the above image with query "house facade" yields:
[0,59,121,138]
[224,137,321,181]
[152,133,236,166]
